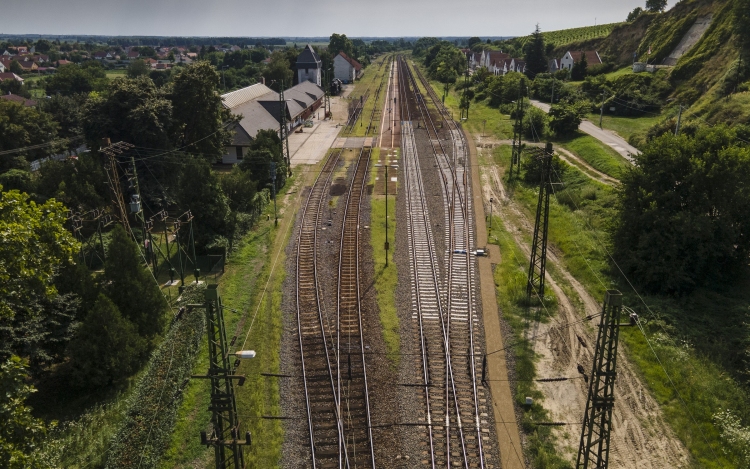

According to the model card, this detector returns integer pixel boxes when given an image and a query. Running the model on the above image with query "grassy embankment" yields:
[368,147,400,365]
[158,168,305,468]
[556,133,630,179]
[430,67,750,467]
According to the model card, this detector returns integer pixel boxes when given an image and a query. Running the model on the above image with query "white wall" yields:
[297,67,321,86]
[333,55,355,83]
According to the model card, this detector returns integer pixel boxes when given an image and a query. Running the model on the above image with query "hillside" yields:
[514,23,622,48]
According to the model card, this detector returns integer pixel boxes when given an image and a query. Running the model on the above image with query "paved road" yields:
[531,99,640,164]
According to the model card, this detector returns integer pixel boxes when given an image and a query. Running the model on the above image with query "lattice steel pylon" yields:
[576,290,624,469]
[278,80,291,176]
[198,285,250,469]
[509,79,526,180]
[526,142,553,301]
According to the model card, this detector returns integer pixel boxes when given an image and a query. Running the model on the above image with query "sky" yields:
[0,0,666,38]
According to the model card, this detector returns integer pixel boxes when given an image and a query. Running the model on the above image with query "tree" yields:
[221,165,258,213]
[0,78,28,98]
[522,152,566,185]
[83,76,173,149]
[467,37,482,49]
[103,225,167,342]
[524,24,548,78]
[612,126,750,294]
[9,60,23,75]
[67,294,145,388]
[328,33,354,58]
[264,51,294,91]
[0,100,61,168]
[734,0,750,54]
[571,51,588,80]
[45,62,107,96]
[646,0,668,12]
[627,6,644,22]
[0,188,78,323]
[548,102,585,136]
[176,157,231,245]
[127,58,150,78]
[239,129,287,189]
[168,61,235,160]
[0,356,49,468]
[250,47,269,64]
[36,152,109,213]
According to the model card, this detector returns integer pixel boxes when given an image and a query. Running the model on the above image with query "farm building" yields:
[296,44,322,86]
[221,80,325,164]
[333,52,362,83]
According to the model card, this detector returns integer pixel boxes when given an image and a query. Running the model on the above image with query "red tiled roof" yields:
[0,72,23,82]
[1,94,37,106]
[336,52,362,71]
[567,50,602,65]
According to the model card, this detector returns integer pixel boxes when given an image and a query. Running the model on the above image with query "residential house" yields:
[558,50,602,71]
[1,93,37,107]
[230,45,241,52]
[0,72,23,85]
[127,50,140,59]
[220,80,325,164]
[93,51,114,60]
[0,62,4,73]
[295,44,321,86]
[1,50,11,56]
[16,61,38,72]
[56,59,73,67]
[333,52,362,83]
[16,46,28,55]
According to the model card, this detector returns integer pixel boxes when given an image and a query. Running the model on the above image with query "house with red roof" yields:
[557,50,602,72]
[0,72,24,85]
[1,93,37,107]
[127,50,140,59]
[333,51,362,83]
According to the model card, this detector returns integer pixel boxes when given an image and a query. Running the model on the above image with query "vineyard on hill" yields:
[517,23,622,48]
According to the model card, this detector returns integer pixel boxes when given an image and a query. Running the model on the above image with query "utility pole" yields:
[551,79,555,105]
[196,285,250,469]
[509,80,525,180]
[599,93,605,129]
[278,79,291,176]
[675,104,683,136]
[270,161,278,226]
[128,155,149,263]
[460,55,470,120]
[577,290,633,469]
[527,143,553,302]
[324,66,331,117]
[384,158,390,267]
[100,139,134,235]
[488,197,493,235]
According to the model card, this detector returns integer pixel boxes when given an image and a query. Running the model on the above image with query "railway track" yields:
[296,57,386,469]
[397,55,489,468]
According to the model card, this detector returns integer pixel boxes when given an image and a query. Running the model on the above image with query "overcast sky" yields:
[1,0,666,38]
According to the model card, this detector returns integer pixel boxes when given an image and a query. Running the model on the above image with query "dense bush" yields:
[548,102,586,136]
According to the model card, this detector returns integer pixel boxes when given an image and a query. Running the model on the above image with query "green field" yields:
[557,133,630,179]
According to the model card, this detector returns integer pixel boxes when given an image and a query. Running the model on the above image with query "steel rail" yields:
[335,145,376,469]
[405,58,487,469]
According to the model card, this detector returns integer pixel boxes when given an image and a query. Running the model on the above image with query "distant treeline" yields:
[0,35,287,47]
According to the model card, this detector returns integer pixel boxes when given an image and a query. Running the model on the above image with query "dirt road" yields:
[476,143,690,468]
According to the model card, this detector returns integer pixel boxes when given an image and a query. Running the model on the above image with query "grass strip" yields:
[368,147,400,365]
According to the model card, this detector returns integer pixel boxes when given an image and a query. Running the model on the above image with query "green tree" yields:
[523,24,548,77]
[0,99,61,167]
[627,6,644,22]
[0,356,49,469]
[221,165,258,213]
[548,102,584,135]
[0,188,78,322]
[467,37,482,49]
[103,225,167,342]
[83,76,173,149]
[570,51,588,80]
[127,58,150,78]
[328,33,354,57]
[239,128,286,189]
[67,294,145,387]
[264,51,294,91]
[45,62,107,96]
[522,151,566,185]
[9,60,23,75]
[250,47,269,64]
[168,61,234,160]
[734,0,750,54]
[0,78,28,98]
[36,151,109,212]
[522,106,550,140]
[612,126,750,293]
[176,157,231,245]
[646,0,668,12]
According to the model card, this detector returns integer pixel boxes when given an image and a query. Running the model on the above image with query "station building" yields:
[220,80,325,164]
